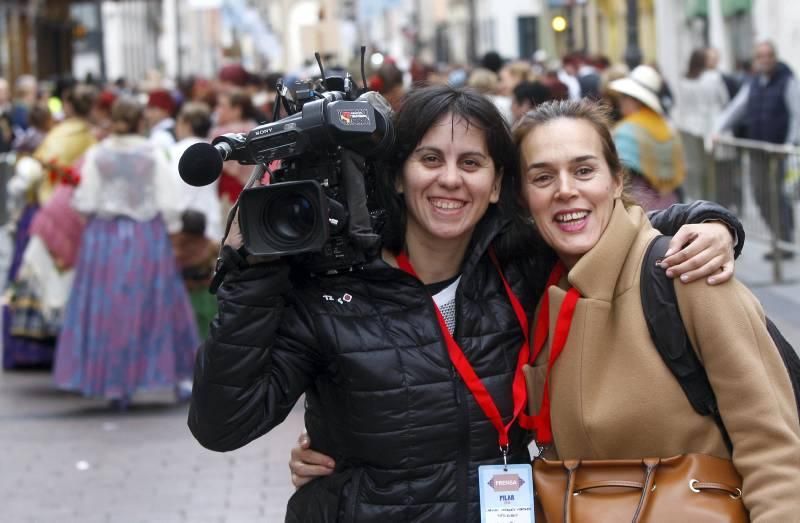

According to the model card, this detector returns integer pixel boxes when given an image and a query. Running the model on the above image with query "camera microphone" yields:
[178,142,230,187]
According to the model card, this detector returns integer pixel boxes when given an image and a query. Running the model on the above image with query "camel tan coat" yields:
[526,202,800,522]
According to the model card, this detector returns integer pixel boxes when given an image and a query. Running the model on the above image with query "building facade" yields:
[0,0,77,87]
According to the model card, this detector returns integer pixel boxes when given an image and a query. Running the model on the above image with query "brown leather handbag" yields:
[533,453,748,522]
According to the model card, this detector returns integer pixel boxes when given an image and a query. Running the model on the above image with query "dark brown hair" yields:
[110,96,144,135]
[65,84,98,118]
[686,48,708,79]
[378,84,518,253]
[219,88,258,122]
[511,98,635,208]
[178,102,212,138]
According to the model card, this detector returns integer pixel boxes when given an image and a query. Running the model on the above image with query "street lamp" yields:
[551,16,568,32]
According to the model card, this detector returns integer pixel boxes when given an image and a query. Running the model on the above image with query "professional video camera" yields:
[179,50,394,274]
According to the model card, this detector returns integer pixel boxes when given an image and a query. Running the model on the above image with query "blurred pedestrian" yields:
[480,50,504,74]
[510,81,553,123]
[609,65,686,210]
[468,67,512,122]
[599,62,630,123]
[369,60,406,113]
[498,60,535,97]
[90,90,117,141]
[714,41,798,259]
[576,54,607,100]
[146,88,178,152]
[540,66,570,102]
[11,104,52,154]
[2,85,96,370]
[9,75,38,134]
[170,102,221,339]
[210,88,260,207]
[0,77,13,152]
[558,55,582,100]
[53,96,198,407]
[675,48,730,201]
[217,63,249,93]
[706,48,742,100]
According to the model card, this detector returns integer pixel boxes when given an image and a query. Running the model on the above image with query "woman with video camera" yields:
[188,85,743,521]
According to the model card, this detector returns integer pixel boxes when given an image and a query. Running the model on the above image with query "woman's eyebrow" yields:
[527,154,599,170]
[414,146,488,159]
[414,146,441,154]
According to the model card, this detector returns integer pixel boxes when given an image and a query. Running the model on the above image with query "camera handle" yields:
[340,149,381,256]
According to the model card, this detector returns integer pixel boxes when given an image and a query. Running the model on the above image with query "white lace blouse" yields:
[73,134,182,230]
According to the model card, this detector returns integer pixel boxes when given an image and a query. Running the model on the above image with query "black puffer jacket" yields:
[188,202,743,522]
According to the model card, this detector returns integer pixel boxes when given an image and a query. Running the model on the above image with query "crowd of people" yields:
[0,68,257,406]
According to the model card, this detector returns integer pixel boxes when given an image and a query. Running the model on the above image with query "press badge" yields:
[478,464,535,523]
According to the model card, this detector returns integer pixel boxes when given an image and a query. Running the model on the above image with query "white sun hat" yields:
[608,65,664,114]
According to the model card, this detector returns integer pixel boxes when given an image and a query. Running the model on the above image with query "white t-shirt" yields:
[432,275,461,335]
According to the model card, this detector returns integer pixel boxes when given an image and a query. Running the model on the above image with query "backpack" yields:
[640,235,800,450]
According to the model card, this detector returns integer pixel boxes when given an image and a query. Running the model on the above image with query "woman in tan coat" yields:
[514,99,800,521]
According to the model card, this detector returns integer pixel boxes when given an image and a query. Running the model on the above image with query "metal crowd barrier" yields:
[699,136,800,282]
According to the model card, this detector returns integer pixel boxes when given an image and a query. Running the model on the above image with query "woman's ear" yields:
[490,170,503,203]
[613,171,624,199]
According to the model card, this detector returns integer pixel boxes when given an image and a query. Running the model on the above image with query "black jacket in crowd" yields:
[188,202,743,522]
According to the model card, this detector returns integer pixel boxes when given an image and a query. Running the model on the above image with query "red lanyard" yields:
[518,263,580,445]
[395,249,530,455]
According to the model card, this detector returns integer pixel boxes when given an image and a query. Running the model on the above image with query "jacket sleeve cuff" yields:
[647,201,745,259]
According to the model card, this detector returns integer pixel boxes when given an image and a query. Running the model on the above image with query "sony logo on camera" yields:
[338,110,372,126]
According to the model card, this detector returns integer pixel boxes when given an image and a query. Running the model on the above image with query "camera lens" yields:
[266,193,317,243]
[238,180,328,256]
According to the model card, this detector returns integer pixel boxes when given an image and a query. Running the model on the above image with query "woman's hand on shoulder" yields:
[659,222,734,285]
[289,430,335,489]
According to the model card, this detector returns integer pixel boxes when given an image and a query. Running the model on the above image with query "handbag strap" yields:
[562,458,661,523]
[632,458,660,522]
[563,460,580,523]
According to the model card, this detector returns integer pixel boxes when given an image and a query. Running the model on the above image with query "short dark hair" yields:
[512,81,553,107]
[480,51,504,73]
[65,84,98,118]
[178,102,212,138]
[379,85,517,253]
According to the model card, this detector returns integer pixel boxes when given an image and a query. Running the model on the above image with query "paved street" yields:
[1,231,798,523]
[0,379,305,523]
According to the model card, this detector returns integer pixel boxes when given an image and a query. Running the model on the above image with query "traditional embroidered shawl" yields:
[613,108,686,193]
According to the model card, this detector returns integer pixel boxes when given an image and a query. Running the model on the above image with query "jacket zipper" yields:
[408,270,471,522]
[451,288,469,523]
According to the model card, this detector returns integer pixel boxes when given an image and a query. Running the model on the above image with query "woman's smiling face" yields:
[520,117,623,268]
[399,113,502,248]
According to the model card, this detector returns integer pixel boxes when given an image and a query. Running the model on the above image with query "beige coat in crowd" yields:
[526,203,800,522]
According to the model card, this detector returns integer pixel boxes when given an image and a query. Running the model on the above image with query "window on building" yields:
[518,16,538,60]
[435,23,450,64]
